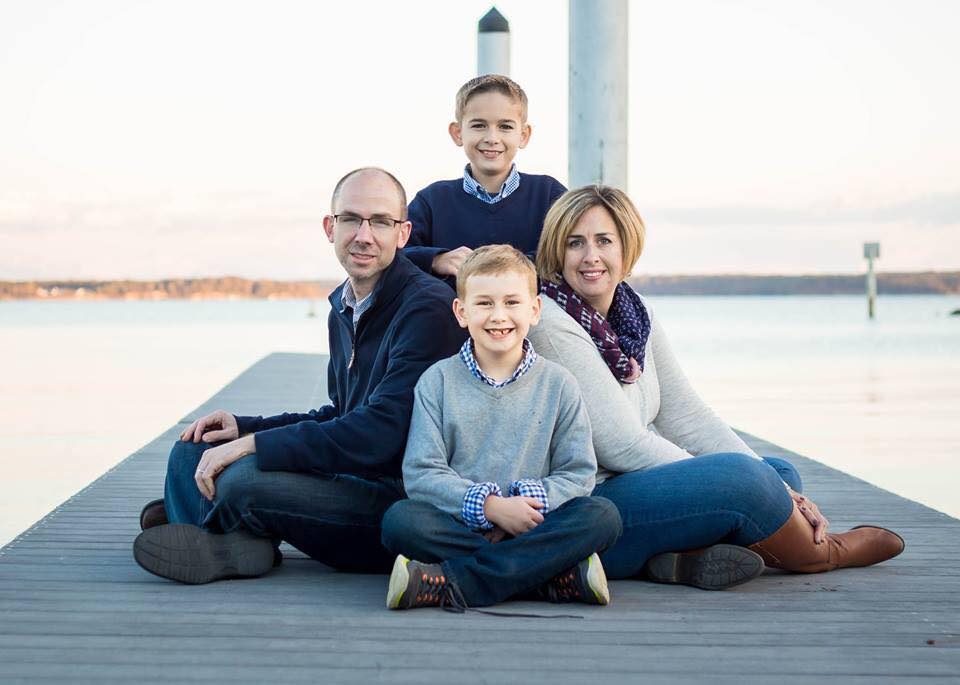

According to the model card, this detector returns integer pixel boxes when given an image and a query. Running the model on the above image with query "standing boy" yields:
[381,245,622,611]
[404,75,567,280]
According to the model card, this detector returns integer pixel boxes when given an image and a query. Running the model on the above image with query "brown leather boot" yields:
[749,503,904,573]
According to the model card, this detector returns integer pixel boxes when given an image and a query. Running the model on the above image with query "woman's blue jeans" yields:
[163,440,404,573]
[593,452,800,579]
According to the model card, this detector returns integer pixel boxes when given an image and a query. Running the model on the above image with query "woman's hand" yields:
[790,490,830,544]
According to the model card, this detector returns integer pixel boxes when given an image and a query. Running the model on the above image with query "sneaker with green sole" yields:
[542,552,610,605]
[386,555,455,610]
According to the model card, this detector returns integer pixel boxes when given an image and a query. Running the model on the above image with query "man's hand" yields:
[790,490,830,544]
[194,434,256,500]
[484,496,544,537]
[431,246,473,277]
[180,410,239,444]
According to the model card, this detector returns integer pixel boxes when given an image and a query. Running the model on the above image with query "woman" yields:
[528,185,904,589]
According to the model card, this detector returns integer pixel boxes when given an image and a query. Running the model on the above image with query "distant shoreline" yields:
[630,271,960,296]
[1,271,959,300]
[0,277,337,302]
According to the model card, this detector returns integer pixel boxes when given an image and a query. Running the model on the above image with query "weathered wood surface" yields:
[1,352,958,684]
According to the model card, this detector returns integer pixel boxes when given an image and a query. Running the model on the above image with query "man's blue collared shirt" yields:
[339,280,372,330]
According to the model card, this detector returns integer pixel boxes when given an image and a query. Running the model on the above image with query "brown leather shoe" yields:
[644,544,764,590]
[139,498,167,531]
[749,503,904,573]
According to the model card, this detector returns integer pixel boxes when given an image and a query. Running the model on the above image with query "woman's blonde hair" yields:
[535,185,645,284]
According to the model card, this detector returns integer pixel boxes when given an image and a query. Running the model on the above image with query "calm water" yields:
[1,295,958,545]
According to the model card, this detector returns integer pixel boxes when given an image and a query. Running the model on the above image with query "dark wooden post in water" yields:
[478,7,510,76]
[864,241,880,319]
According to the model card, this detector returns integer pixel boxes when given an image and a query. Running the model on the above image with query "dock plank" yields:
[2,352,958,683]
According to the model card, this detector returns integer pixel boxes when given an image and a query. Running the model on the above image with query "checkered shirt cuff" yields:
[462,482,502,530]
[509,479,549,515]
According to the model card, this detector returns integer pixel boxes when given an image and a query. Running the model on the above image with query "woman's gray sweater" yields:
[528,296,758,484]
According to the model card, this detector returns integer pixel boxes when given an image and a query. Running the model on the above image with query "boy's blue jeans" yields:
[381,496,623,607]
[163,440,404,573]
[592,452,801,579]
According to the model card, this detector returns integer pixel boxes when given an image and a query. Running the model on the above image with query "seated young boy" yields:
[381,245,622,611]
[404,75,567,281]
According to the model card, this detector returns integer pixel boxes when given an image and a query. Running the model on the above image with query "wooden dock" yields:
[1,352,958,683]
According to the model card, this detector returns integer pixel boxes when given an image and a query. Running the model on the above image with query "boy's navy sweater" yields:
[404,173,566,273]
[235,254,466,480]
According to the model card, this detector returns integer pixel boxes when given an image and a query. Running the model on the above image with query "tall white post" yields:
[864,242,880,319]
[569,0,629,188]
[478,7,510,76]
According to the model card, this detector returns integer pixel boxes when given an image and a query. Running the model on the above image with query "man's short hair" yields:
[454,74,529,123]
[456,244,538,299]
[330,167,408,220]
[536,185,646,285]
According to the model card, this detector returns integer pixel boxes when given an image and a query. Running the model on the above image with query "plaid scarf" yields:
[540,279,651,384]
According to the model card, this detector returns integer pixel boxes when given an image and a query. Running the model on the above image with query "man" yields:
[133,167,465,583]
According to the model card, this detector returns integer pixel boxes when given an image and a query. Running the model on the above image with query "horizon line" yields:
[3,268,960,285]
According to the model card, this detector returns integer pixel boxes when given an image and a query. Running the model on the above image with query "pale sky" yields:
[1,0,958,280]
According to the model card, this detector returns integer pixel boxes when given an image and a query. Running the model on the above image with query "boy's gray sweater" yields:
[402,354,597,522]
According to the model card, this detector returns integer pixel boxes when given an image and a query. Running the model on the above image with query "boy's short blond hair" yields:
[455,75,529,123]
[536,185,646,284]
[456,244,538,299]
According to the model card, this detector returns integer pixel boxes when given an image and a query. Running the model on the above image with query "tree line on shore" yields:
[0,277,334,301]
[632,272,960,296]
[1,272,958,301]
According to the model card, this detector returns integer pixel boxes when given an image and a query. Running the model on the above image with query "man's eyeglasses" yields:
[333,213,403,231]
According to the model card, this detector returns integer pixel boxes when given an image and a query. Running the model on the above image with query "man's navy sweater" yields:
[404,173,566,273]
[235,254,466,479]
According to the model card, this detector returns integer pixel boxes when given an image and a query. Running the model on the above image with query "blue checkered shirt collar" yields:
[339,280,373,329]
[458,337,537,388]
[462,164,521,204]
